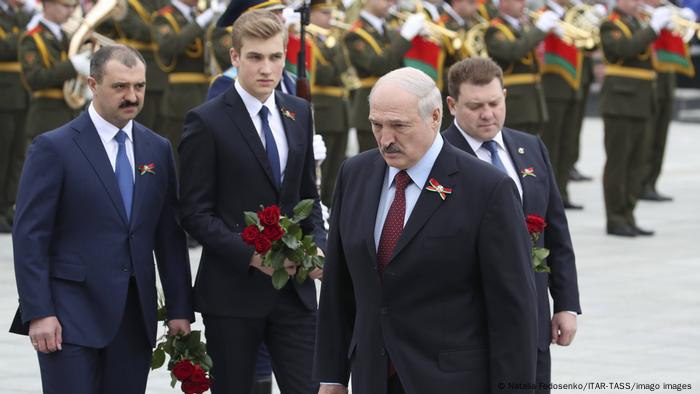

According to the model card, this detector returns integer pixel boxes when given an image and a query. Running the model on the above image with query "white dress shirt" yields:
[454,121,523,199]
[374,133,444,249]
[39,16,63,41]
[360,10,385,35]
[88,103,135,181]
[235,79,289,181]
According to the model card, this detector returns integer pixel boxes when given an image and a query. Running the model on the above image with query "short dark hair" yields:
[447,58,504,99]
[90,45,146,82]
[231,9,287,53]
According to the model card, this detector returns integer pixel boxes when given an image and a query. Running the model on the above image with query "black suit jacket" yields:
[314,142,538,393]
[178,86,326,317]
[443,124,582,350]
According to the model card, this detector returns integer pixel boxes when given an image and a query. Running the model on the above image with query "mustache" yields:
[381,143,402,154]
[119,100,139,108]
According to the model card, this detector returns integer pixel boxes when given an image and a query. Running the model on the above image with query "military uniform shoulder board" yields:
[158,5,174,16]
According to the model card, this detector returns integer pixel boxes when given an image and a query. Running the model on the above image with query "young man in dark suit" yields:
[315,67,538,394]
[443,57,581,394]
[11,45,193,394]
[178,10,326,394]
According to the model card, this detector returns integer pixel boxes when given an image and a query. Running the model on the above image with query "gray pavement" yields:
[1,117,699,393]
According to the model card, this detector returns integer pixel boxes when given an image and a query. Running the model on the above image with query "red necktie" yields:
[377,170,411,273]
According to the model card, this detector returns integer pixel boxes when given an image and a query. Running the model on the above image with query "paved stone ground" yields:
[1,117,698,393]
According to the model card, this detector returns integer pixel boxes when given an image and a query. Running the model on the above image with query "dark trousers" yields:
[318,131,348,207]
[570,79,592,169]
[535,348,551,394]
[643,97,673,190]
[356,128,377,153]
[542,99,580,201]
[37,279,151,394]
[507,122,542,137]
[0,109,26,220]
[203,285,318,394]
[603,115,651,229]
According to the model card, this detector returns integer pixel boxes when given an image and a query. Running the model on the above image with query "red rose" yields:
[181,380,198,394]
[197,381,211,393]
[258,205,281,226]
[172,359,194,381]
[190,365,208,383]
[262,224,285,241]
[526,215,547,234]
[255,236,272,254]
[241,225,261,245]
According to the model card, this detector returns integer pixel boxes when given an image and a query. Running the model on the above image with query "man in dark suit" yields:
[443,58,581,394]
[10,45,193,394]
[178,10,325,394]
[314,67,538,394]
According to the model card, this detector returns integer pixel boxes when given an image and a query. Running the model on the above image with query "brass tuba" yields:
[563,3,603,47]
[63,0,128,109]
[463,14,491,58]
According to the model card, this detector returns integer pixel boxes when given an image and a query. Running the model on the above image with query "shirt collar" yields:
[387,133,444,191]
[40,16,63,40]
[501,13,521,30]
[453,119,506,154]
[547,0,565,17]
[235,79,277,119]
[88,103,134,145]
[171,0,194,21]
[360,10,384,35]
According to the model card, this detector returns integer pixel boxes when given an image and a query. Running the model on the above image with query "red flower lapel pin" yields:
[138,163,156,175]
[281,107,296,121]
[520,167,536,178]
[425,178,452,200]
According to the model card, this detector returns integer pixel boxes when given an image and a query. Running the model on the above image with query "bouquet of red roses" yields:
[526,214,551,273]
[152,304,212,394]
[241,199,324,289]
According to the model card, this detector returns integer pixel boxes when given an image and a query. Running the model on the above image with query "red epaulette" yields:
[158,5,173,16]
[490,17,504,26]
[26,24,43,36]
[608,11,620,22]
[349,19,362,32]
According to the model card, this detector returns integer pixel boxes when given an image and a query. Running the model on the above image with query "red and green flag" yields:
[653,29,695,77]
[285,34,312,77]
[542,33,582,89]
[403,36,445,89]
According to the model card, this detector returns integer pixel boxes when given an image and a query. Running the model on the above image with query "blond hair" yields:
[231,9,288,53]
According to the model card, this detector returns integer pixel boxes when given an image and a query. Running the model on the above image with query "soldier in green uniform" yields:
[567,46,595,182]
[344,0,423,152]
[308,0,349,206]
[97,0,169,129]
[484,0,559,135]
[19,0,89,142]
[599,0,671,236]
[152,0,223,160]
[0,0,34,232]
[540,0,585,210]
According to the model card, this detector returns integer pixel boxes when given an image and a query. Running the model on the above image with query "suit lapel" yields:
[502,128,530,208]
[391,144,458,261]
[276,92,302,194]
[364,154,388,260]
[443,124,475,155]
[130,124,151,229]
[71,112,129,226]
[224,87,279,192]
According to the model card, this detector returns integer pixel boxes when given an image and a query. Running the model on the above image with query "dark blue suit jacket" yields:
[178,85,325,318]
[10,112,194,348]
[443,124,581,350]
[315,142,537,393]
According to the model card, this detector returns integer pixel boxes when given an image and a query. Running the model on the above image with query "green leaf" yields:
[281,233,301,249]
[170,373,177,388]
[292,199,314,222]
[302,255,313,269]
[151,347,166,370]
[296,267,309,284]
[156,305,167,322]
[280,216,293,229]
[244,211,260,226]
[264,248,286,269]
[533,247,550,260]
[272,268,290,289]
[202,354,214,371]
[313,255,325,269]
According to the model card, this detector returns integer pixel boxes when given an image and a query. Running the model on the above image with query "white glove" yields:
[680,7,697,21]
[196,8,215,28]
[21,0,38,14]
[650,6,672,33]
[212,0,227,14]
[593,4,607,18]
[321,202,330,223]
[283,7,300,27]
[535,10,560,34]
[313,134,327,162]
[400,13,425,41]
[70,51,91,77]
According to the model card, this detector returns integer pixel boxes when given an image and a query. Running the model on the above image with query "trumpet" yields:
[563,3,603,46]
[641,2,700,42]
[529,10,596,49]
[389,10,462,49]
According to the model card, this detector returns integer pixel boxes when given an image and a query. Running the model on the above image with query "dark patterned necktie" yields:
[377,170,412,272]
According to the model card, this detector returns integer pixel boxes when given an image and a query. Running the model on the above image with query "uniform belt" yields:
[604,65,656,80]
[116,39,155,51]
[503,74,541,86]
[33,89,64,99]
[0,62,21,72]
[168,73,210,84]
[357,77,378,89]
[311,85,346,97]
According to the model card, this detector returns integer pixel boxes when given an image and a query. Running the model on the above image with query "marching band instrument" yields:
[529,10,596,49]
[463,13,491,58]
[563,3,602,46]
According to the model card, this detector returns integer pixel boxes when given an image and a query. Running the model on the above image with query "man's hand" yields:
[318,384,348,394]
[167,319,192,336]
[309,268,323,280]
[29,316,62,354]
[250,253,274,276]
[283,258,297,276]
[551,311,577,346]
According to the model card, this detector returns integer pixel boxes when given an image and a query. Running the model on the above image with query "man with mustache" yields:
[315,67,537,394]
[10,45,193,394]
